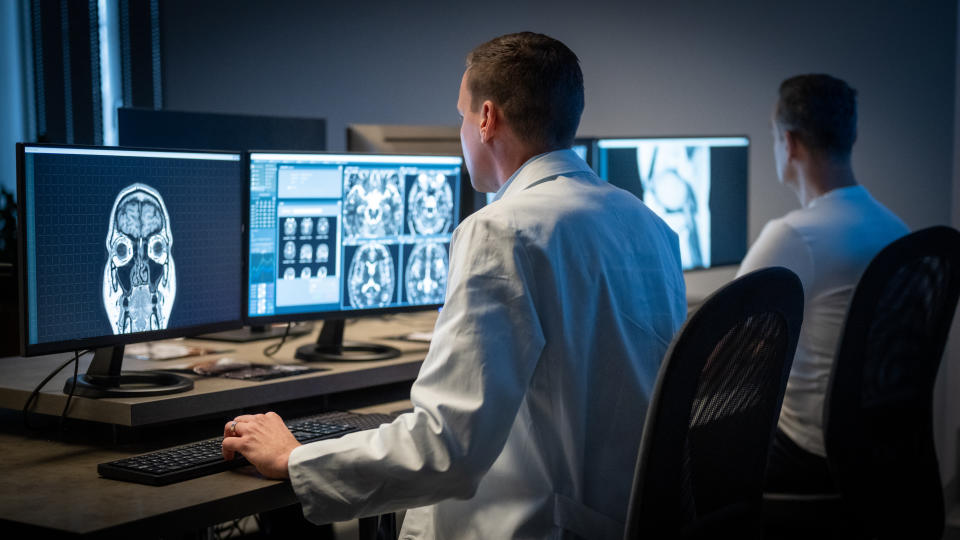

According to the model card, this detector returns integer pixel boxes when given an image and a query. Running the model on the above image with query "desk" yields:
[0,400,410,538]
[0,313,433,537]
[0,312,435,426]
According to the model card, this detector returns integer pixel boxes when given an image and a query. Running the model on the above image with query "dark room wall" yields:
[161,0,958,243]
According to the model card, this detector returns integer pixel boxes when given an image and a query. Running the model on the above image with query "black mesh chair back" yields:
[624,267,803,539]
[822,226,960,539]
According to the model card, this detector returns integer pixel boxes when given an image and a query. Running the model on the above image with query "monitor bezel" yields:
[243,149,464,326]
[17,142,247,357]
[589,134,752,273]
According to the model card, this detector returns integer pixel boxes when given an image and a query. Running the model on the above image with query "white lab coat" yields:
[288,150,686,539]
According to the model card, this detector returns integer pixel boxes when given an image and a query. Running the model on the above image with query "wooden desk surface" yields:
[0,400,410,537]
[0,312,435,426]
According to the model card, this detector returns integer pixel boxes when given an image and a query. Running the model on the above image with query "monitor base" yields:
[63,371,194,398]
[295,342,401,363]
[294,318,401,362]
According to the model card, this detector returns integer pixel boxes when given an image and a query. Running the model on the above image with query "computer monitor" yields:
[119,107,327,342]
[17,143,245,397]
[591,136,749,271]
[246,151,463,361]
[119,108,327,153]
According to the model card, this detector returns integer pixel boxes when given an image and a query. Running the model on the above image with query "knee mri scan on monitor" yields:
[591,137,749,271]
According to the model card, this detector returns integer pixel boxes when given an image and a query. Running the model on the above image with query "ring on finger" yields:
[229,421,238,435]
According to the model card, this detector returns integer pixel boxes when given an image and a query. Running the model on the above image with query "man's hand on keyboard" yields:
[222,412,301,479]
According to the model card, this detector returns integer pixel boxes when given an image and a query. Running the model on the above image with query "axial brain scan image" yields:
[102,183,176,334]
[283,217,297,236]
[283,241,296,261]
[300,217,314,236]
[343,169,403,238]
[405,242,448,305]
[407,172,454,235]
[347,242,395,308]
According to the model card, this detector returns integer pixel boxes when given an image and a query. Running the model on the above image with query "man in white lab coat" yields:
[223,32,686,539]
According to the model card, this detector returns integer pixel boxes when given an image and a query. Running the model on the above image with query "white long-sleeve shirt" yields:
[737,185,907,456]
[288,149,686,539]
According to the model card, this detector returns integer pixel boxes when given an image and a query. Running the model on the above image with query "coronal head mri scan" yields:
[343,169,403,238]
[405,242,448,305]
[347,242,395,308]
[102,183,176,334]
[407,172,454,235]
[636,143,711,269]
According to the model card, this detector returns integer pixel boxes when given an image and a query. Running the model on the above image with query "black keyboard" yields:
[98,412,393,486]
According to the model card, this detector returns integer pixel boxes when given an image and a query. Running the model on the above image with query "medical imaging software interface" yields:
[593,137,749,271]
[21,146,244,347]
[248,153,462,317]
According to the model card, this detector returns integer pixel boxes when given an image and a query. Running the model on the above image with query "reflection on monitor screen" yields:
[594,137,749,271]
[248,153,462,319]
[18,144,244,396]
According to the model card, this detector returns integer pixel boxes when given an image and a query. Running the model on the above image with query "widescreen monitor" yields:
[17,144,244,397]
[592,136,749,271]
[247,152,463,361]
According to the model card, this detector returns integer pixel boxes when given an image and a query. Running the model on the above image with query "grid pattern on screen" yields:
[27,152,243,345]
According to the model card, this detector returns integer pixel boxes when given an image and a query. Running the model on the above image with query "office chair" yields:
[763,226,960,539]
[624,266,804,539]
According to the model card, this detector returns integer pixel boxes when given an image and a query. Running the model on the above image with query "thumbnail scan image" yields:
[103,183,176,334]
[406,172,454,235]
[636,143,711,269]
[347,242,396,308]
[405,242,448,305]
[343,169,403,238]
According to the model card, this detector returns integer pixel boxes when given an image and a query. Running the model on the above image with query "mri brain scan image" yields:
[299,243,313,263]
[300,217,314,236]
[405,242,448,305]
[283,267,296,279]
[407,172,454,234]
[283,217,297,236]
[347,242,395,308]
[317,217,330,236]
[102,183,176,334]
[343,170,403,238]
[301,267,312,279]
[317,243,329,263]
[283,241,296,261]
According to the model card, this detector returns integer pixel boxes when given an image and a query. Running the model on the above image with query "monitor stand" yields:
[295,318,401,362]
[192,322,314,343]
[63,345,194,398]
